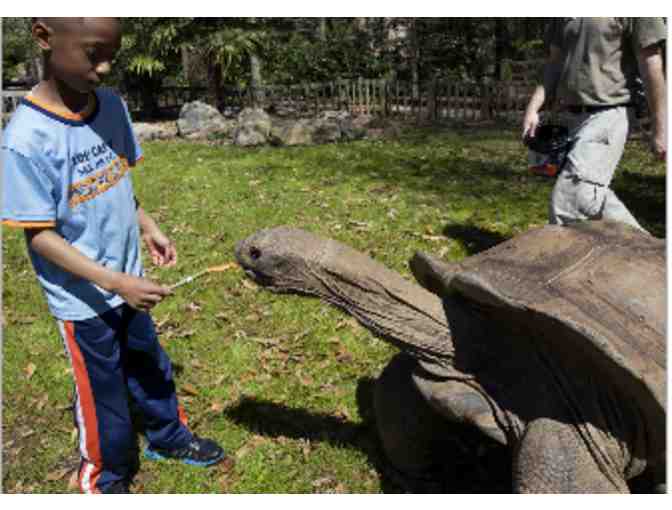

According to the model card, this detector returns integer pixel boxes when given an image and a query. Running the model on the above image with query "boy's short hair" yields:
[31,18,85,32]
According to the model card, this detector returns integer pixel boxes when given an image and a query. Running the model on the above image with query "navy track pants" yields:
[58,304,193,493]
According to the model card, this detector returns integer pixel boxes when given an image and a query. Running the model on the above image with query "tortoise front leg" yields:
[374,353,454,480]
[514,418,629,493]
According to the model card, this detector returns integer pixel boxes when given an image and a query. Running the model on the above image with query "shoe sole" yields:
[143,447,225,467]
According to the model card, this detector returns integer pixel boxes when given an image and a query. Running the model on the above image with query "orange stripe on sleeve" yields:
[2,219,56,229]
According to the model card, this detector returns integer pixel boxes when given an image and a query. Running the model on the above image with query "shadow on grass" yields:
[613,171,666,238]
[222,377,512,494]
[327,127,665,238]
[442,224,511,256]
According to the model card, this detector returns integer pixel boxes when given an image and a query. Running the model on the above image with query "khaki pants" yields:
[549,106,646,232]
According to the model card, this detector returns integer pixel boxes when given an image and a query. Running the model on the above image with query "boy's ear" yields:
[32,21,53,51]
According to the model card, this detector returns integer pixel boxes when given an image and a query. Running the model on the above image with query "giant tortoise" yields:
[234,221,666,493]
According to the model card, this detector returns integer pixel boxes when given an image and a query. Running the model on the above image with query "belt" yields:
[566,104,630,114]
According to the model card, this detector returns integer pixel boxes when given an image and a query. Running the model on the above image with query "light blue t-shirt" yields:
[1,88,144,320]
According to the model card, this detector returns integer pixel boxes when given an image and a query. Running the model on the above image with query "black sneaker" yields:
[101,479,131,494]
[144,436,225,467]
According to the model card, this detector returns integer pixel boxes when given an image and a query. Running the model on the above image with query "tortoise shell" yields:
[411,221,666,465]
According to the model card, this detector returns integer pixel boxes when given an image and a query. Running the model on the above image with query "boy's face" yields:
[35,18,122,94]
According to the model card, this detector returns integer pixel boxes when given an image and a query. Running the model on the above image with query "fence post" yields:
[480,82,488,121]
[365,79,370,115]
[427,75,438,121]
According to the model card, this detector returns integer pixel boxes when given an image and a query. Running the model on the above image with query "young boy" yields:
[1,18,225,493]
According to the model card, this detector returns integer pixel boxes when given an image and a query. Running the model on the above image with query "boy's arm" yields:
[638,43,667,160]
[25,227,171,311]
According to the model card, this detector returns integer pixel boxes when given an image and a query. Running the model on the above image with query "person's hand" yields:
[111,273,172,311]
[651,128,667,161]
[522,109,541,140]
[141,227,177,267]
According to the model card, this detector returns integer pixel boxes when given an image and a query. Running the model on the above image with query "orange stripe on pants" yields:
[64,321,103,493]
[178,404,189,427]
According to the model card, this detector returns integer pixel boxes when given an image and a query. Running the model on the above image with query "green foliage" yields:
[3,17,552,101]
[117,18,190,81]
[189,23,267,88]
[2,127,664,493]
[2,17,40,83]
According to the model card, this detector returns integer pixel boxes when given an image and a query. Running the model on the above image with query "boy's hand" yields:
[137,206,177,267]
[112,273,172,311]
[142,228,177,267]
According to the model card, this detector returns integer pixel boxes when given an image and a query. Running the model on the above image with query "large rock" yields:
[269,110,367,146]
[133,122,178,142]
[317,110,366,142]
[177,101,235,139]
[269,119,315,146]
[233,108,272,146]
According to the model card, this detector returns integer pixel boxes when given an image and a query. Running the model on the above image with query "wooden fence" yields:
[3,77,536,124]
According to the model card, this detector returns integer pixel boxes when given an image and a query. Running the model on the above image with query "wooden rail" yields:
[3,78,537,123]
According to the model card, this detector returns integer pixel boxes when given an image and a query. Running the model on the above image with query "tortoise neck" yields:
[313,238,455,369]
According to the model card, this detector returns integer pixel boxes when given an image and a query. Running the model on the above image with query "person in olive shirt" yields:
[522,18,666,231]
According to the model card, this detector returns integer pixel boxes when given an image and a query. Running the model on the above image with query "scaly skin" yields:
[235,225,663,493]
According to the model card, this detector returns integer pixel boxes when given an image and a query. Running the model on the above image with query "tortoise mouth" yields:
[244,269,271,286]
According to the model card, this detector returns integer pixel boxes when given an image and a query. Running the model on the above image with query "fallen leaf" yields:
[312,476,335,488]
[301,441,312,458]
[186,302,202,313]
[24,363,36,379]
[36,393,49,411]
[20,428,35,438]
[181,383,199,396]
[68,472,79,490]
[209,401,225,413]
[348,220,371,231]
[335,345,353,363]
[155,316,171,331]
[241,279,258,290]
[422,234,445,242]
[217,456,236,474]
[335,406,351,420]
[46,468,72,482]
[235,446,251,459]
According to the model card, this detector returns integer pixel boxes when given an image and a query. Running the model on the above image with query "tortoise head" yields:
[236,226,458,372]
[235,226,331,297]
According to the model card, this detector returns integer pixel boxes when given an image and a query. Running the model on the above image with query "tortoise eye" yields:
[250,247,261,260]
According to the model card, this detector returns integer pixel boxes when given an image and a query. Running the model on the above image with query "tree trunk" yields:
[318,18,327,41]
[207,60,223,109]
[494,19,506,80]
[248,17,265,107]
[250,53,264,106]
[408,18,420,101]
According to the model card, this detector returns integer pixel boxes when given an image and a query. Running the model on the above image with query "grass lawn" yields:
[1,125,665,493]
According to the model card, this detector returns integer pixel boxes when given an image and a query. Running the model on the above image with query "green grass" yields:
[2,126,665,493]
